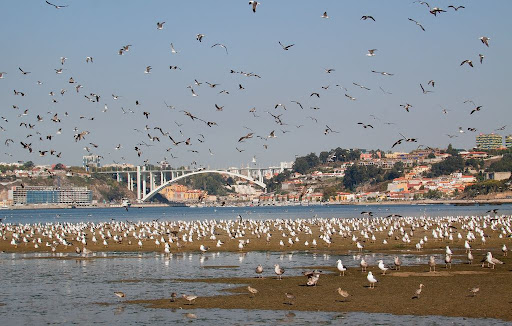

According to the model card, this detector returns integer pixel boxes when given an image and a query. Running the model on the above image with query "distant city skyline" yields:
[0,1,510,168]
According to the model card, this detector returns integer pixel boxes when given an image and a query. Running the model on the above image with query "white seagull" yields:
[367,271,378,289]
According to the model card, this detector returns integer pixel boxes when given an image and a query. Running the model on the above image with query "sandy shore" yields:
[116,259,512,321]
[2,216,512,321]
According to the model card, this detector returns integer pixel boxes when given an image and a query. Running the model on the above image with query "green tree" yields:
[23,161,34,169]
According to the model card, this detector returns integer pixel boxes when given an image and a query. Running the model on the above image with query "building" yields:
[83,155,101,170]
[506,135,512,149]
[10,186,92,205]
[476,133,503,150]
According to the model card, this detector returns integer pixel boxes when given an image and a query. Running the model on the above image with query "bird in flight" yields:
[420,84,432,94]
[196,34,205,42]
[460,59,473,67]
[448,5,465,11]
[408,18,425,31]
[361,15,375,21]
[238,133,254,142]
[371,70,394,76]
[429,7,446,16]
[400,103,412,112]
[156,22,165,30]
[249,1,260,13]
[45,1,68,9]
[479,36,490,47]
[211,43,228,54]
[366,49,377,56]
[279,41,294,50]
[321,11,329,19]
[291,101,303,110]
[470,106,483,115]
[357,122,374,129]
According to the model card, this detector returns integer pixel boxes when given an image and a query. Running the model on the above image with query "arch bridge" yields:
[98,166,277,202]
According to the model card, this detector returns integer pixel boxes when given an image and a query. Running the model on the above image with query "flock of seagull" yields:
[1,210,510,305]
[0,1,499,168]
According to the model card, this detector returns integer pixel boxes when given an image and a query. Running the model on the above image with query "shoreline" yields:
[110,261,512,322]
[2,198,512,211]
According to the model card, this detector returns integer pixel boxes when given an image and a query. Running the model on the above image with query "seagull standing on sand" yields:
[336,260,347,276]
[485,252,504,269]
[360,258,368,272]
[413,284,424,299]
[182,294,198,305]
[378,260,389,275]
[114,292,125,298]
[337,288,349,301]
[367,271,378,289]
[502,244,508,256]
[469,287,480,297]
[429,256,436,272]
[275,264,284,280]
[394,256,402,270]
[247,286,258,298]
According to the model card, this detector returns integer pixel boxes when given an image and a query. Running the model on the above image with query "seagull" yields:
[429,7,446,16]
[274,264,284,280]
[360,258,368,272]
[144,66,152,74]
[448,5,465,11]
[45,1,68,9]
[400,103,412,112]
[256,264,263,278]
[412,284,424,299]
[378,260,389,275]
[247,286,258,297]
[460,60,474,67]
[114,292,126,298]
[479,36,490,47]
[428,256,436,272]
[285,292,295,305]
[485,252,504,269]
[279,41,294,50]
[182,294,198,305]
[371,70,394,76]
[336,260,347,276]
[248,1,260,13]
[469,287,480,297]
[367,271,378,289]
[394,256,402,270]
[0,72,6,79]
[196,34,205,42]
[156,21,165,30]
[212,43,228,54]
[321,11,329,19]
[408,18,425,31]
[170,43,178,54]
[470,106,482,115]
[366,49,377,56]
[357,122,373,129]
[361,15,375,21]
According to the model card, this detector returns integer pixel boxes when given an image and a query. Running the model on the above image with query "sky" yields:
[0,0,511,169]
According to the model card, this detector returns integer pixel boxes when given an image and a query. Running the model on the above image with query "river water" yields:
[1,204,511,325]
[1,203,511,224]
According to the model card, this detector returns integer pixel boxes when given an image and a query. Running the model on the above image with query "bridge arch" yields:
[142,170,266,202]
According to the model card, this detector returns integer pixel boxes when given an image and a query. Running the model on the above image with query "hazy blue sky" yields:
[0,0,511,168]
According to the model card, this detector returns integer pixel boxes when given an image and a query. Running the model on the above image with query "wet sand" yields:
[119,260,512,321]
[0,220,509,255]
[3,218,512,321]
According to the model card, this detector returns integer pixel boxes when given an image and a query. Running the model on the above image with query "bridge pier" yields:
[136,166,141,201]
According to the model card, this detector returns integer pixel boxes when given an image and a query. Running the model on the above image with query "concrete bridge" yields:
[97,166,287,202]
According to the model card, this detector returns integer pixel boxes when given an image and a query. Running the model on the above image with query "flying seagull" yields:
[45,1,68,9]
[279,41,294,50]
[211,43,228,54]
[249,1,260,13]
[408,18,425,31]
[321,11,329,19]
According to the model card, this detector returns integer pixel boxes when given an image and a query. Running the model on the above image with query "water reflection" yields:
[0,251,505,325]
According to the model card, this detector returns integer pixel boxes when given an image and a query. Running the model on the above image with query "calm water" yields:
[1,203,511,224]
[0,250,506,325]
[1,204,511,325]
